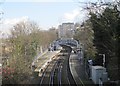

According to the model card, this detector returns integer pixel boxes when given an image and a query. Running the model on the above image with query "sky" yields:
[0,0,115,36]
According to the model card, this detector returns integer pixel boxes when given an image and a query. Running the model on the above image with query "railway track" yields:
[39,47,77,86]
[39,56,60,86]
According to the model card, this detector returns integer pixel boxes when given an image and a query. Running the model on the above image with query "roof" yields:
[92,66,106,70]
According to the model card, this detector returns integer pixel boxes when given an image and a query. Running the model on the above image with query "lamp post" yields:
[99,54,105,67]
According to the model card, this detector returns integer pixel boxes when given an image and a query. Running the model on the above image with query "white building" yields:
[58,23,75,38]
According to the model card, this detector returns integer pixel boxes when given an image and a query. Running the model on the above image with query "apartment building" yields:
[58,23,75,39]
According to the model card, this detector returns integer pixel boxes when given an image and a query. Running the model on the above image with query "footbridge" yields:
[51,38,80,50]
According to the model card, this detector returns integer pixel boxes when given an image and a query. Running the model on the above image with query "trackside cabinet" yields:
[91,66,107,84]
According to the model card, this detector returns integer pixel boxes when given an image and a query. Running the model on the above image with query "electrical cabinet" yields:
[91,66,107,84]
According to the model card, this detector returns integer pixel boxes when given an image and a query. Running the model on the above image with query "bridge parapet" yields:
[52,38,80,49]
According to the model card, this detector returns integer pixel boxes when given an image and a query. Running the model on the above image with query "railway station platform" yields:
[33,50,61,73]
[69,52,95,86]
